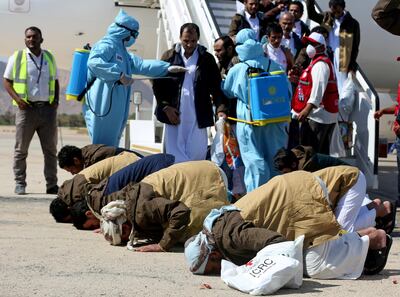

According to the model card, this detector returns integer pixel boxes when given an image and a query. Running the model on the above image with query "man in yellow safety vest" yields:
[3,26,59,195]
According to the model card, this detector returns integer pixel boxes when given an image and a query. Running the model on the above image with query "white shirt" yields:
[293,21,302,38]
[307,61,338,124]
[3,48,58,102]
[245,10,260,40]
[328,12,346,72]
[179,46,199,123]
[265,43,287,71]
[281,32,297,57]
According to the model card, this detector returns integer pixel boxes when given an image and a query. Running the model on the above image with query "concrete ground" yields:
[0,126,399,297]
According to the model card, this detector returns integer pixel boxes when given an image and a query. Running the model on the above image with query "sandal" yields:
[363,234,393,275]
[375,201,397,234]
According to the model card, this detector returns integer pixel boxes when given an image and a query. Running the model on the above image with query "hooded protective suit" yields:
[84,10,170,146]
[222,29,290,192]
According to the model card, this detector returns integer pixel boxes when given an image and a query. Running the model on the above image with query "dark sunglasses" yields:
[115,23,139,39]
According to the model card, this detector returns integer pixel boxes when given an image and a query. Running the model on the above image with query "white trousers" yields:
[305,171,376,279]
[334,171,376,232]
[165,123,207,164]
[305,232,369,279]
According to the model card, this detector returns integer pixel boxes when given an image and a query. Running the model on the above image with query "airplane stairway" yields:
[207,0,236,35]
[157,0,379,188]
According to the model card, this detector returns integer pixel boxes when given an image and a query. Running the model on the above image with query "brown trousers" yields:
[14,105,58,189]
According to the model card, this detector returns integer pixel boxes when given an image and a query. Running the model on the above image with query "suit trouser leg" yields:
[301,120,335,154]
[14,108,37,187]
[36,106,58,188]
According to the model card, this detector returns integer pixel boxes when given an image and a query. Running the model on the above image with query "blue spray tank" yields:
[228,63,291,126]
[66,48,90,101]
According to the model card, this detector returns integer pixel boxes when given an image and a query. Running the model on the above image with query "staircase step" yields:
[219,25,230,35]
[207,0,236,35]
[215,18,232,27]
[208,0,236,11]
[212,9,236,18]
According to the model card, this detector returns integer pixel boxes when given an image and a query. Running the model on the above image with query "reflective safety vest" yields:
[292,55,338,113]
[11,49,56,105]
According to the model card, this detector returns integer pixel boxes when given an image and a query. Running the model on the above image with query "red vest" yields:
[395,80,400,116]
[292,55,339,113]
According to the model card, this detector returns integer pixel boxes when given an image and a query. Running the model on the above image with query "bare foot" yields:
[373,198,382,206]
[367,229,387,249]
[376,201,391,218]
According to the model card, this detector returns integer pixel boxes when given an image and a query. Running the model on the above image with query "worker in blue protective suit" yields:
[222,29,291,193]
[84,10,176,146]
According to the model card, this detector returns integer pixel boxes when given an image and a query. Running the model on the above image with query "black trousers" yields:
[300,119,335,155]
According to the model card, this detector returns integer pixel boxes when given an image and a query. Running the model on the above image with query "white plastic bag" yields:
[211,117,225,166]
[339,73,356,116]
[221,255,299,295]
[256,235,304,289]
[220,237,304,295]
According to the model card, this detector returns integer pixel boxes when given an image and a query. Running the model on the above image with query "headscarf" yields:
[184,232,213,274]
[100,200,127,245]
[235,28,256,44]
[235,29,264,62]
[184,205,240,274]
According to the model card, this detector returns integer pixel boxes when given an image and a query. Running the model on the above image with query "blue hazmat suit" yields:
[222,29,290,192]
[84,10,170,146]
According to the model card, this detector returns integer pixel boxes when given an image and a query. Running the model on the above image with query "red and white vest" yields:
[395,80,400,116]
[292,55,339,113]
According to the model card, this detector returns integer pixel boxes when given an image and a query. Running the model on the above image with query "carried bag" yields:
[211,117,226,166]
[330,121,347,158]
[339,73,356,117]
[220,236,304,295]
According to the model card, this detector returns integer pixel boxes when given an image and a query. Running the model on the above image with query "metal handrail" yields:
[203,0,222,36]
[355,65,380,175]
[159,0,192,47]
[184,0,220,51]
[159,0,223,56]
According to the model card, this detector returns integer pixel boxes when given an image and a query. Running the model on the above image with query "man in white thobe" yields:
[153,23,227,163]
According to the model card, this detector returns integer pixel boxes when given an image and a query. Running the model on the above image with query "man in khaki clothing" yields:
[372,0,400,36]
[49,151,140,223]
[57,144,143,175]
[77,161,229,252]
[185,166,392,277]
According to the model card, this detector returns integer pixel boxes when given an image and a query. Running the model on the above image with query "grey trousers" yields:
[14,105,58,189]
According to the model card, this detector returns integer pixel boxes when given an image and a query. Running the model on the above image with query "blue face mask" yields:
[124,36,136,47]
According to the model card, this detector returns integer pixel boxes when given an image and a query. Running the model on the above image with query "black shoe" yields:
[363,234,393,275]
[375,201,397,235]
[46,185,59,194]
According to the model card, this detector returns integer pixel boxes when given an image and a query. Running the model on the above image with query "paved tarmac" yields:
[0,126,399,297]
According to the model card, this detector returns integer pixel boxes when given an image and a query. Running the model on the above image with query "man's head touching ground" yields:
[70,199,101,230]
[49,198,72,223]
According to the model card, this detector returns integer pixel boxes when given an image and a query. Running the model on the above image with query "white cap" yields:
[302,32,326,47]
